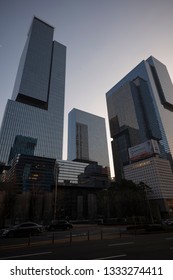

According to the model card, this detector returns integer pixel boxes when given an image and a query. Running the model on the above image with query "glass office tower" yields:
[0,17,66,163]
[106,56,173,181]
[68,108,110,168]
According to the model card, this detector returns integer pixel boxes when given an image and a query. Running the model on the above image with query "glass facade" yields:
[8,154,56,193]
[56,160,110,188]
[0,17,66,163]
[8,135,37,163]
[76,122,89,161]
[68,108,110,167]
[12,18,54,104]
[56,160,89,185]
[106,57,173,181]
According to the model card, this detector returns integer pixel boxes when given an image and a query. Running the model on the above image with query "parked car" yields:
[145,223,165,232]
[162,218,173,226]
[0,222,43,238]
[46,220,73,231]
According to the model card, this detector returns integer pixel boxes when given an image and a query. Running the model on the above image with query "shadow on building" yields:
[0,156,111,225]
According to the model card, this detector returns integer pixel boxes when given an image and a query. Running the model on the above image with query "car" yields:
[145,223,165,232]
[46,220,73,231]
[0,222,43,238]
[162,218,173,226]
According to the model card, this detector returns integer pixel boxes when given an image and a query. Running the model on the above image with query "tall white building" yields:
[0,17,66,163]
[124,156,173,215]
[68,108,110,168]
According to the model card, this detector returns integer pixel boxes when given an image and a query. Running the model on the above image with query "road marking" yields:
[1,240,54,250]
[0,243,28,250]
[94,254,127,260]
[65,234,82,237]
[0,251,52,260]
[165,237,173,240]
[108,242,134,246]
[169,247,173,250]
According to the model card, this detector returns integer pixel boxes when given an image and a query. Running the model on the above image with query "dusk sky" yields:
[0,0,173,176]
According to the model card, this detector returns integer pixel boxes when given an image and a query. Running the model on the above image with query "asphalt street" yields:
[0,226,173,260]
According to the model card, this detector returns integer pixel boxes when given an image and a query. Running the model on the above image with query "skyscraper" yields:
[68,108,110,168]
[106,56,173,181]
[0,17,66,164]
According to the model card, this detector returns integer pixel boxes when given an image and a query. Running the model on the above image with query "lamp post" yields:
[53,164,58,220]
[53,163,64,220]
[140,182,154,224]
[145,187,154,224]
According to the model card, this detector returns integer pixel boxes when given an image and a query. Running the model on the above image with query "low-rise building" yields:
[124,156,173,218]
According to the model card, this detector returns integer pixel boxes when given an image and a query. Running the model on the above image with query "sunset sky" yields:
[0,0,173,175]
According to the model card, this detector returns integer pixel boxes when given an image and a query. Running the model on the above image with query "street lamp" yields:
[140,182,154,224]
[53,162,64,220]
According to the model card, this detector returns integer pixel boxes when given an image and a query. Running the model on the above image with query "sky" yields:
[0,0,173,176]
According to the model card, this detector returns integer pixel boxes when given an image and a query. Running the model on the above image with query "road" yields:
[0,225,173,260]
